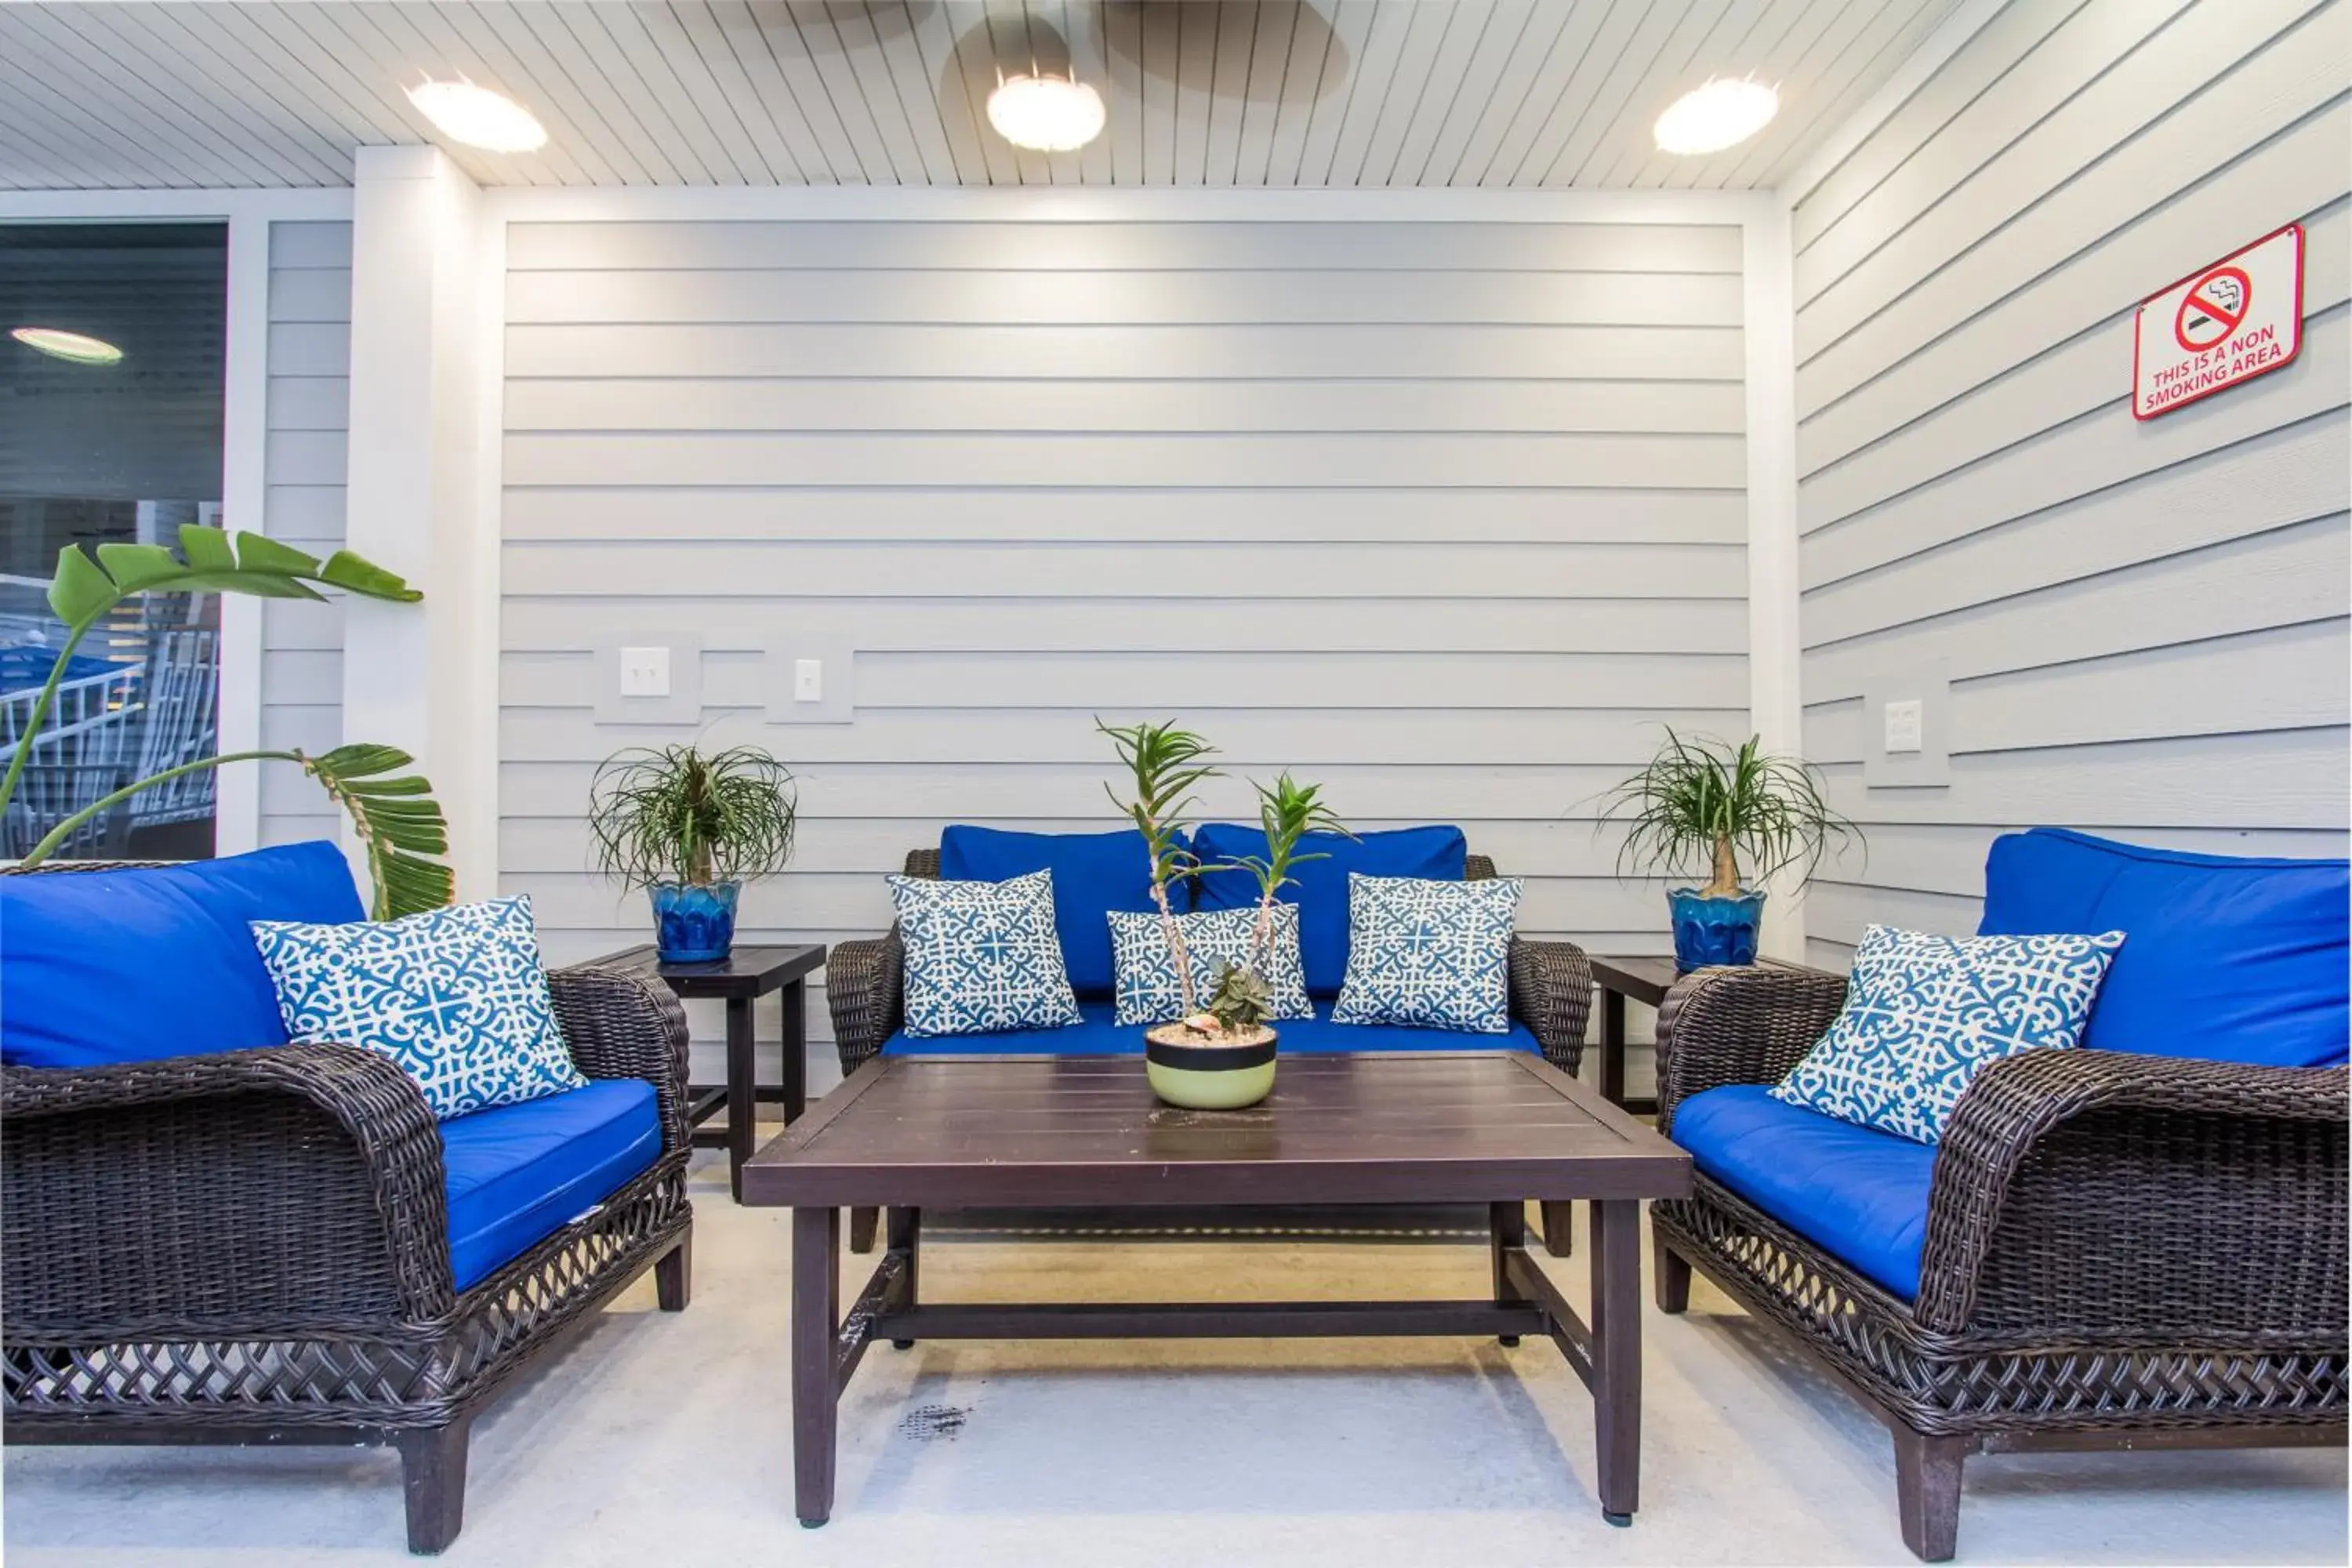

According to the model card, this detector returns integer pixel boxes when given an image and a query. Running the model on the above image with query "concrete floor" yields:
[5,1148,2343,1568]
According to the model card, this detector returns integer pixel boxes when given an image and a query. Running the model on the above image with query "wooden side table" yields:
[597,943,826,1202]
[1588,954,1831,1116]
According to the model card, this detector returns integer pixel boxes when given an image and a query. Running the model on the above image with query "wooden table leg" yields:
[792,1206,841,1528]
[1589,1199,1642,1525]
[887,1207,920,1350]
[726,995,756,1203]
[1489,1200,1526,1346]
[1601,986,1628,1106]
[781,977,808,1124]
[1540,1200,1574,1258]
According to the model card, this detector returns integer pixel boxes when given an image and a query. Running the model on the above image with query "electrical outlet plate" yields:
[1862,665,1951,788]
[765,638,856,724]
[593,633,702,724]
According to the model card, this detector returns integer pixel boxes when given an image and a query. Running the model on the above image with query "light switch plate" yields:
[766,639,856,724]
[619,645,670,699]
[1863,665,1951,788]
[1883,698,1924,754]
[594,633,702,724]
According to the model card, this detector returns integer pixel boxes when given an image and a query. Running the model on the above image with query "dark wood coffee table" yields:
[742,1050,1693,1530]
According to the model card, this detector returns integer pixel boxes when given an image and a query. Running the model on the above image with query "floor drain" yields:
[898,1403,970,1441]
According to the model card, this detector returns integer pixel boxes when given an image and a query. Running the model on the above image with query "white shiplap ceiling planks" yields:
[0,1,1958,191]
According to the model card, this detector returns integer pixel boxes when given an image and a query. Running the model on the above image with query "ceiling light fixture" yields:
[1654,78,1779,156]
[406,78,548,153]
[987,71,1105,153]
[10,327,122,365]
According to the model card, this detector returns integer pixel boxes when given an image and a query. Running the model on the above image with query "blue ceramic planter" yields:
[650,881,740,964]
[1668,887,1766,972]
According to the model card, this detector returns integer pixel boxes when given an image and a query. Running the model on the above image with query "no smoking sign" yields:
[2134,224,2304,419]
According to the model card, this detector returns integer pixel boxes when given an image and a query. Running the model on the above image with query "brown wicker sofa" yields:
[1,866,695,1555]
[826,847,1595,1253]
[1649,964,2349,1562]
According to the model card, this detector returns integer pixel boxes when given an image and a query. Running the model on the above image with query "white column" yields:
[1743,196,1806,961]
[343,145,495,898]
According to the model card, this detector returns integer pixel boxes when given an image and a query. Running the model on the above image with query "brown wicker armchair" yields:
[826,847,1596,1253]
[1647,964,2349,1562]
[1,953,696,1555]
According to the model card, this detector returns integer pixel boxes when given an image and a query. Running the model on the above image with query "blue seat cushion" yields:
[1978,828,2350,1068]
[883,997,1541,1057]
[438,1078,662,1291]
[1672,1084,1935,1301]
[939,826,1183,996]
[1,842,365,1069]
[1192,823,1468,995]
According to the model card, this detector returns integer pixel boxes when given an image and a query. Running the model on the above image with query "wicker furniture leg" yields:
[1541,1200,1573,1257]
[1894,1429,1967,1562]
[792,1205,842,1527]
[1652,1235,1690,1313]
[655,1231,692,1311]
[1590,1199,1642,1525]
[887,1207,920,1350]
[848,1206,879,1253]
[396,1417,474,1555]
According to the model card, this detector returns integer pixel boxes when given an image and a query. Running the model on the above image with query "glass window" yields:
[1,222,227,861]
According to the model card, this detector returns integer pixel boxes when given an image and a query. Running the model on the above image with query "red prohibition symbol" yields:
[2174,265,2251,354]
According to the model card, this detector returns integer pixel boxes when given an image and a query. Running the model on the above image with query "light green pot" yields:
[1143,1025,1278,1110]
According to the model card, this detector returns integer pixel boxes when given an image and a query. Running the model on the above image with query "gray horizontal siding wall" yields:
[1792,0,2351,967]
[499,214,1748,1091]
[259,220,350,848]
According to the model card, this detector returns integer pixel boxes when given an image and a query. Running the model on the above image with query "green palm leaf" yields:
[297,745,456,919]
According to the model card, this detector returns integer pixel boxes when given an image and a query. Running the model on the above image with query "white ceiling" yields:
[0,1,1956,191]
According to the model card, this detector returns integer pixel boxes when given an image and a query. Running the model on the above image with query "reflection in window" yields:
[1,223,227,860]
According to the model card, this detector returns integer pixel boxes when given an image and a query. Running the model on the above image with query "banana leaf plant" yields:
[0,526,456,918]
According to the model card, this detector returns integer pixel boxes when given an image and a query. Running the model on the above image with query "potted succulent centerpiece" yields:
[589,743,797,964]
[1600,729,1856,972]
[1101,720,1345,1110]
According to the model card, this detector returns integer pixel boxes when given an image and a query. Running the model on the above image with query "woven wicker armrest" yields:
[1,1044,455,1331]
[827,931,906,1075]
[1914,1049,2350,1337]
[548,960,692,1152]
[1653,964,1849,1130]
[1508,938,1592,1074]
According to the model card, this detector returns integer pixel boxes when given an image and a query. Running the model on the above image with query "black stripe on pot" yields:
[1145,1036,1279,1073]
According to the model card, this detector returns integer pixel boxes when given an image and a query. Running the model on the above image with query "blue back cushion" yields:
[938,826,1178,996]
[1,842,365,1069]
[1192,823,1468,995]
[1978,827,2350,1069]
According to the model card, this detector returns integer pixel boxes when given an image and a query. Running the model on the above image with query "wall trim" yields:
[213,209,270,856]
[1742,195,1806,960]
[483,185,1765,226]
[0,189,353,221]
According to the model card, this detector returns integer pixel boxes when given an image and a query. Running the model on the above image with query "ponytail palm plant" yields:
[1599,728,1856,896]
[2,528,454,918]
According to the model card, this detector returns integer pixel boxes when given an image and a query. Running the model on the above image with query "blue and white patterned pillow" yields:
[889,869,1081,1037]
[1773,924,2126,1145]
[1331,873,1523,1033]
[1106,903,1313,1026]
[251,895,587,1122]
